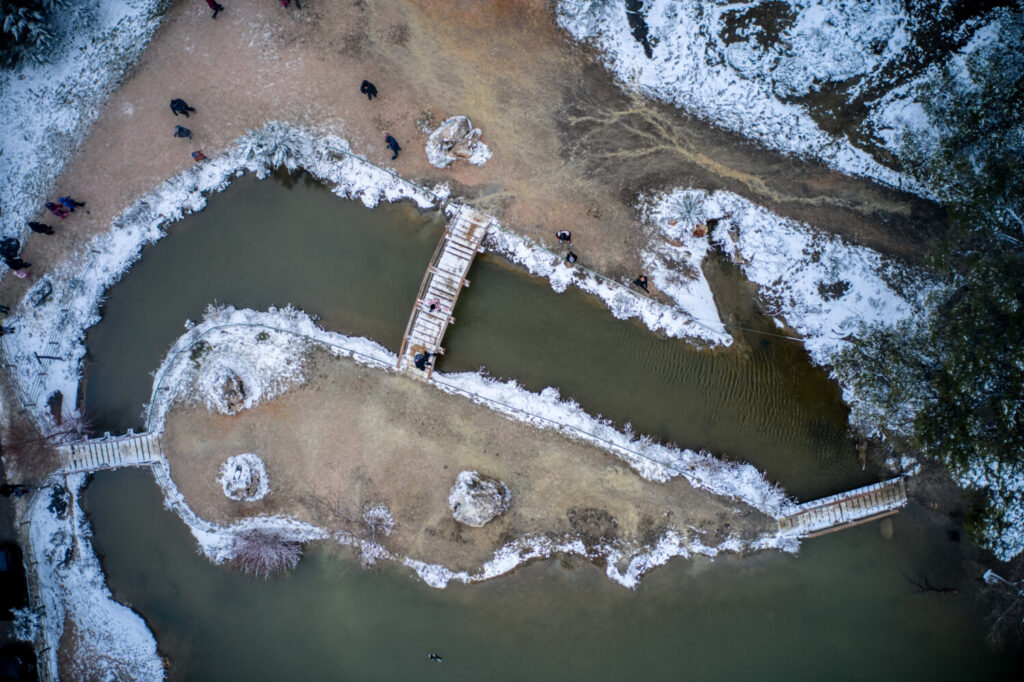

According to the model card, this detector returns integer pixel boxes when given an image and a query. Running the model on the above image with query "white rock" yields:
[448,470,511,527]
[218,453,270,502]
[426,116,491,169]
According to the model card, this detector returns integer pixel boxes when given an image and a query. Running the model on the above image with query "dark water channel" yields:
[84,469,1022,681]
[84,172,866,499]
[77,174,1024,679]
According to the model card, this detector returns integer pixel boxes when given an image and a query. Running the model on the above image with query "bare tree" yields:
[983,565,1024,648]
[229,530,302,580]
[302,490,394,569]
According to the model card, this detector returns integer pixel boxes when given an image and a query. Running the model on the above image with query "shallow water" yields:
[84,469,1022,681]
[83,173,866,498]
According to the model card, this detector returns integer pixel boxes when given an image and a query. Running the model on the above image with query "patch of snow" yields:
[0,0,167,247]
[25,475,163,680]
[218,453,270,502]
[555,0,923,191]
[484,221,732,347]
[642,187,931,428]
[954,456,1024,561]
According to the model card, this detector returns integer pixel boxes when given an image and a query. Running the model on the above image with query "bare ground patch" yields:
[162,348,773,574]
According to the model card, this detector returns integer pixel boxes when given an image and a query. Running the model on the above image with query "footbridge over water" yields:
[397,206,493,379]
[56,430,164,474]
[778,477,908,538]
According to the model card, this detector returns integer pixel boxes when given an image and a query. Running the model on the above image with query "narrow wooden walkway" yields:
[56,430,164,474]
[397,206,492,378]
[779,477,907,537]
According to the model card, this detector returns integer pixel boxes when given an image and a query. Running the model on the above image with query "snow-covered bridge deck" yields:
[397,206,492,379]
[56,430,164,474]
[779,477,907,537]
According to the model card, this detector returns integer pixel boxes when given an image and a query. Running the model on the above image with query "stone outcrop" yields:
[425,116,491,169]
[448,470,511,527]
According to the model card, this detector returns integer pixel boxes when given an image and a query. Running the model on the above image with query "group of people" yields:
[1,194,86,281]
[169,98,208,163]
[554,229,650,293]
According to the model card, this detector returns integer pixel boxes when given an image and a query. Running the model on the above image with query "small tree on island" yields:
[229,530,302,580]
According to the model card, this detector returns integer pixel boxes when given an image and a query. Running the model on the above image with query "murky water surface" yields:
[84,469,1021,681]
[78,176,1023,679]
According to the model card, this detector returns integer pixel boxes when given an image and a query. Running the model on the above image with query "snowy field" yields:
[0,0,167,246]
[556,0,1004,193]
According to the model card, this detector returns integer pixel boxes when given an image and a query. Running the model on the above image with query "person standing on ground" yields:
[281,0,302,8]
[384,132,401,160]
[360,80,378,100]
[44,202,68,219]
[170,98,196,117]
[633,275,649,292]
[565,251,578,264]
[4,256,31,277]
[28,222,54,235]
[174,125,193,140]
[556,230,572,245]
[58,196,85,212]
[205,0,224,19]
[192,150,207,163]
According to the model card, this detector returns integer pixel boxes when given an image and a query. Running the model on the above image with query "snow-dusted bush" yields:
[218,453,270,502]
[230,530,302,580]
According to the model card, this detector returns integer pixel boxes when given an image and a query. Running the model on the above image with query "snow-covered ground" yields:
[0,0,167,246]
[554,0,1000,193]
[22,474,164,680]
[140,305,799,589]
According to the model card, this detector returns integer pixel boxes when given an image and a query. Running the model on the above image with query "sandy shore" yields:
[1,0,944,308]
[162,346,774,574]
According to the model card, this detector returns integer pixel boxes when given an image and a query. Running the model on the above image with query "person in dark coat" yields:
[360,80,378,100]
[58,196,85,212]
[4,256,31,271]
[556,230,571,244]
[0,304,9,314]
[565,251,578,264]
[170,98,196,116]
[44,202,68,219]
[174,125,193,139]
[0,238,21,259]
[205,0,224,19]
[633,275,649,292]
[28,222,54,235]
[384,133,401,160]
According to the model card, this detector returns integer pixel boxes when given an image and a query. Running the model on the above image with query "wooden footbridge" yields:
[778,477,907,537]
[55,429,164,474]
[396,206,493,379]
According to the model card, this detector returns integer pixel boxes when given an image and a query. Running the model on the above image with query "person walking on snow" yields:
[205,0,224,19]
[384,133,401,160]
[28,222,54,235]
[170,98,196,117]
[58,196,85,212]
[44,202,68,219]
[360,80,378,100]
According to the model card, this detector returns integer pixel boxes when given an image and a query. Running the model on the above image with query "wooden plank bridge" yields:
[56,429,164,474]
[778,477,907,538]
[397,206,492,378]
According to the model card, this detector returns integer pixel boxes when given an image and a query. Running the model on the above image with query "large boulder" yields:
[448,470,511,527]
[426,116,491,169]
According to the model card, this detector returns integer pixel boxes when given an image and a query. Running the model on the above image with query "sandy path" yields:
[162,348,773,573]
[2,0,944,307]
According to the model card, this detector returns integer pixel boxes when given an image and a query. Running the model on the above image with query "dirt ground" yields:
[162,348,774,572]
[1,0,945,307]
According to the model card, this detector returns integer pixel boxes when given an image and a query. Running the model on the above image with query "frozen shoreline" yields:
[142,305,799,590]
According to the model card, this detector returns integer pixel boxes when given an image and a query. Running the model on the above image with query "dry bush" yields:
[1,418,63,483]
[230,530,302,580]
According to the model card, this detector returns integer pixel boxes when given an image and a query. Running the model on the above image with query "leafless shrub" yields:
[983,564,1024,648]
[229,530,302,580]
[1,418,62,483]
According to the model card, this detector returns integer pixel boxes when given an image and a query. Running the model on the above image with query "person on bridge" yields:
[360,80,378,100]
[414,351,436,371]
[384,132,401,160]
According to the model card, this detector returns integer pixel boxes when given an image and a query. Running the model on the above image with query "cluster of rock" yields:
[448,470,511,527]
[425,116,492,169]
